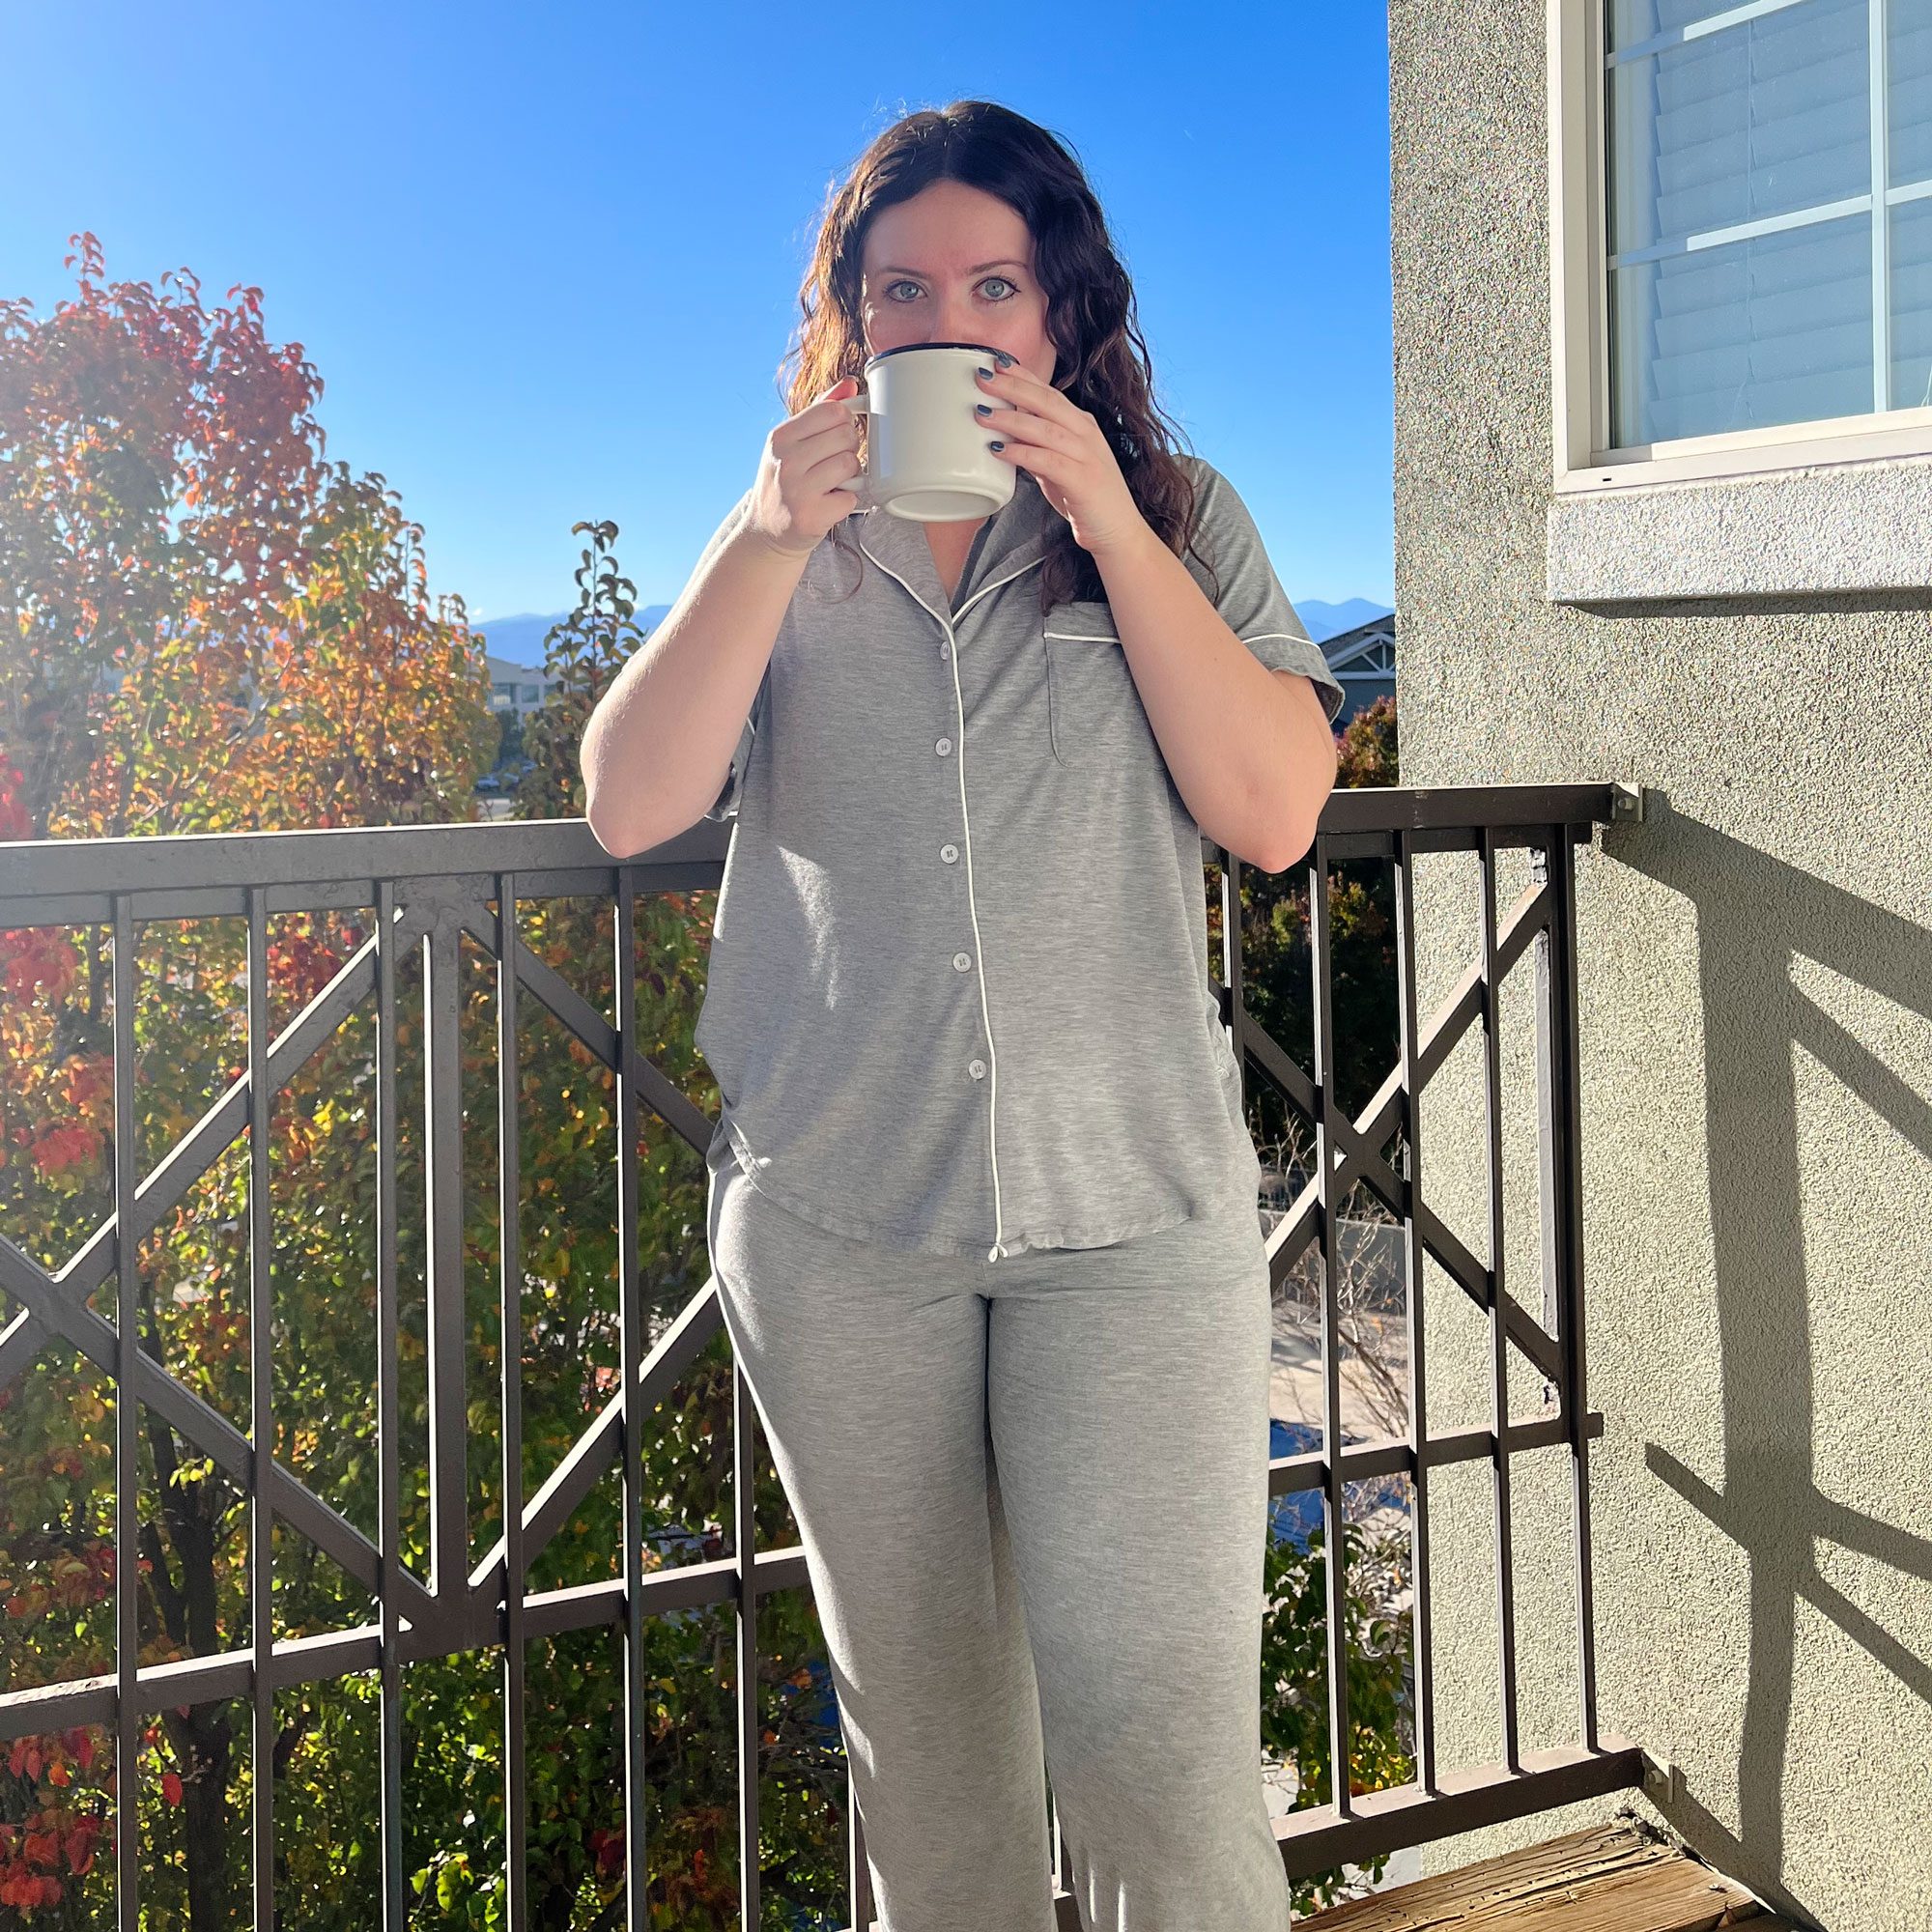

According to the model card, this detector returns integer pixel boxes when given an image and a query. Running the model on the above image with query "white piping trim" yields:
[858,533,1039,1262]
[954,552,1046,622]
[1041,626,1329,649]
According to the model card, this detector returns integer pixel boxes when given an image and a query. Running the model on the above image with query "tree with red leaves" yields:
[0,236,493,1928]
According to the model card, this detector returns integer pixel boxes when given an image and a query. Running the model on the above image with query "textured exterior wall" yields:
[1546,453,1932,601]
[1386,3,1932,1925]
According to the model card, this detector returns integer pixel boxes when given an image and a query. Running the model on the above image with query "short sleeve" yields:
[692,489,772,824]
[700,660,770,823]
[1180,458,1347,725]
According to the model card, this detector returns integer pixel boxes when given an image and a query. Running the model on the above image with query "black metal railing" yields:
[1243,781,1643,1885]
[0,781,1640,1929]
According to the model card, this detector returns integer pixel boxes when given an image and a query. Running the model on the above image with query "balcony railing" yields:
[0,781,1641,1929]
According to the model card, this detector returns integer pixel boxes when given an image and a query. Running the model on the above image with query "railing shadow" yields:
[1622,806,1932,1927]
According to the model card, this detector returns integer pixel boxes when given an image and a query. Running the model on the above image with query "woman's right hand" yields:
[742,376,867,558]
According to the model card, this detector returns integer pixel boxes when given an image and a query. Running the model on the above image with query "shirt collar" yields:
[850,469,1056,619]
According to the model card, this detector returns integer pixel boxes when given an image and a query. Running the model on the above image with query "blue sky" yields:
[4,2,1393,624]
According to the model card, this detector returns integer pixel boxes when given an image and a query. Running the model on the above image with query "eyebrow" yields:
[871,259,1030,277]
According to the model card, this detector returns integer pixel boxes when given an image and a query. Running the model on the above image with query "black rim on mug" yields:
[860,340,1004,372]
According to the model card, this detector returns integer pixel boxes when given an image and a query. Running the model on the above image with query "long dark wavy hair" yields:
[779,99,1218,612]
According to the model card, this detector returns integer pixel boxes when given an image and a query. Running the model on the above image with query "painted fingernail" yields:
[988,440,1006,451]
[994,350,1014,366]
[976,365,993,378]
[975,402,992,414]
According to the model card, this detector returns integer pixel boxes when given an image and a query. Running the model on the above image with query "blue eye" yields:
[880,276,1021,302]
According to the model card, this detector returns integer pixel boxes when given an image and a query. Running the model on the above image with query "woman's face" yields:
[857,181,1058,385]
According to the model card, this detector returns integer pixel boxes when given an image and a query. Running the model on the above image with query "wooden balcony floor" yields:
[1296,1820,1796,1931]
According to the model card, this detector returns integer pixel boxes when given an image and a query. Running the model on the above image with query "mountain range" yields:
[476,608,672,667]
[475,597,1390,666]
[1291,598,1393,642]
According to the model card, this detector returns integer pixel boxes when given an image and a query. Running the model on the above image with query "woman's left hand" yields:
[977,359,1150,559]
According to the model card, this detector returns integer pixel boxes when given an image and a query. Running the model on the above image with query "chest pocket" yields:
[1041,600,1160,773]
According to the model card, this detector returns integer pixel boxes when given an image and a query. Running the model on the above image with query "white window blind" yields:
[1605,0,1932,445]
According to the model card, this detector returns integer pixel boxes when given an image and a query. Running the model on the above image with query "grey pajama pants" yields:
[704,1128,1293,1932]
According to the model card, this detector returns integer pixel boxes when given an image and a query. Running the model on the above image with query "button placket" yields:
[856,529,1015,1264]
[936,621,1000,1255]
[945,619,1007,1261]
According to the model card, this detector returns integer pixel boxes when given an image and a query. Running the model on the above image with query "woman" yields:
[582,99,1344,1932]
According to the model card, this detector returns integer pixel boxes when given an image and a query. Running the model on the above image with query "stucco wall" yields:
[1386,3,1932,1925]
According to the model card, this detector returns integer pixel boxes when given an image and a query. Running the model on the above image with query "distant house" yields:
[486,654,560,723]
[478,606,672,723]
[1320,612,1396,724]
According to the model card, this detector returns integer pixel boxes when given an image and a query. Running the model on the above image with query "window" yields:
[522,684,540,704]
[1551,0,1932,488]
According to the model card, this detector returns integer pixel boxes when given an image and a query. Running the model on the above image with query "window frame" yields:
[1548,0,1932,494]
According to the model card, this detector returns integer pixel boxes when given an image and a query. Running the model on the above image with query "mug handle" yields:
[835,393,875,508]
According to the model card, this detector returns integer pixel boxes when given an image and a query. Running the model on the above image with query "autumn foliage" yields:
[0,237,505,1927]
[0,231,493,843]
[0,254,833,1918]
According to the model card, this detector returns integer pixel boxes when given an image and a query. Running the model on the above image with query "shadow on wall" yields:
[1624,800,1932,1926]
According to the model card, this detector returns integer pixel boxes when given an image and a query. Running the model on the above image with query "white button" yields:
[952,951,972,972]
[969,1059,986,1079]
[941,844,958,863]
[935,736,952,755]
[939,642,949,656]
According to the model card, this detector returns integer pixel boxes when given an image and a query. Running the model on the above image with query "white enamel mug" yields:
[837,342,1019,521]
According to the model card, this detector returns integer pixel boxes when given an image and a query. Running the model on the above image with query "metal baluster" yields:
[1551,832,1600,1747]
[733,1351,762,1930]
[849,1780,872,1931]
[1393,830,1437,1793]
[1308,834,1351,1814]
[1219,846,1246,1109]
[423,909,468,1601]
[497,874,530,1931]
[377,879,406,1929]
[246,889,276,1927]
[613,872,650,1930]
[110,896,139,1932]
[1478,829,1520,1771]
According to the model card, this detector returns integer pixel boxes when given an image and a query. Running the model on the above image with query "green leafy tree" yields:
[1262,1520,1415,1916]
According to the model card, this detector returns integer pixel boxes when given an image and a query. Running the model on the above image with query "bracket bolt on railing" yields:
[1640,1749,1684,1806]
[1609,781,1645,823]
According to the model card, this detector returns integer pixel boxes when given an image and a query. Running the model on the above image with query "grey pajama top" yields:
[691,455,1347,1262]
